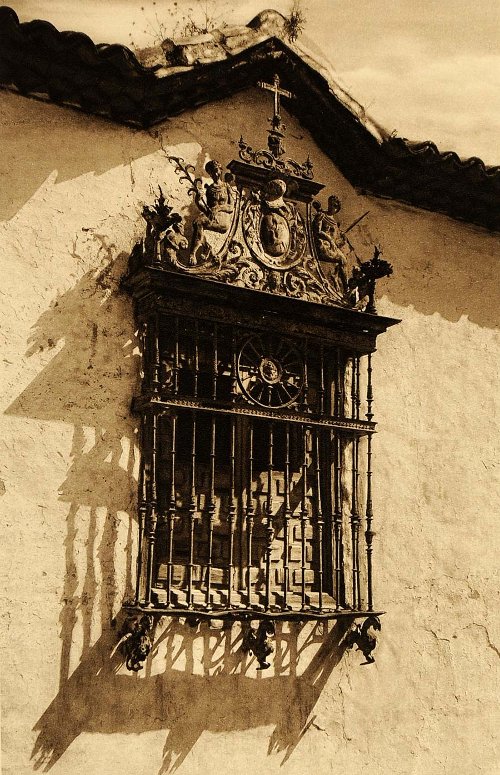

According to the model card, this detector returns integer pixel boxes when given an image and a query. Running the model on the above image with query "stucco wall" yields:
[1,86,499,775]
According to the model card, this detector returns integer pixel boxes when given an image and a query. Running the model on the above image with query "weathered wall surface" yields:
[1,87,499,775]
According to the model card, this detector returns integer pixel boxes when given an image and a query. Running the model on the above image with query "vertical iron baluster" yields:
[319,343,325,414]
[145,411,158,606]
[140,320,149,393]
[350,356,356,420]
[314,429,324,611]
[212,322,218,401]
[205,416,216,607]
[173,316,180,395]
[193,319,199,398]
[355,434,362,606]
[333,431,343,610]
[302,338,309,410]
[264,422,275,610]
[283,422,292,610]
[355,355,361,420]
[365,353,374,610]
[300,426,309,609]
[350,433,361,609]
[366,353,374,423]
[166,413,177,607]
[152,314,161,394]
[187,411,197,608]
[334,348,342,417]
[246,420,255,605]
[135,414,147,604]
[231,330,238,401]
[227,416,237,607]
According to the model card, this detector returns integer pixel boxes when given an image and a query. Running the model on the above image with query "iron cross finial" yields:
[257,74,294,157]
[257,74,293,122]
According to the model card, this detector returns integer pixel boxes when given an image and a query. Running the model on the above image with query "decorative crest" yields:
[127,75,393,312]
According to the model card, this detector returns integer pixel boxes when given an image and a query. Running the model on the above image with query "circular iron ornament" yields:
[237,334,304,408]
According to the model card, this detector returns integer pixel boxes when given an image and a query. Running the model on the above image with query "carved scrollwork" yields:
[129,116,392,312]
[238,138,314,180]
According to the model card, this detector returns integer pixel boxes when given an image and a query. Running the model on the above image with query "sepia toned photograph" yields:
[1,2,499,773]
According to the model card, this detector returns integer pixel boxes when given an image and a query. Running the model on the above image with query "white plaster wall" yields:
[1,87,499,775]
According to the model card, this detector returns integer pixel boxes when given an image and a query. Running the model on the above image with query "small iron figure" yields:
[242,620,276,669]
[118,614,154,672]
[347,615,381,664]
[348,247,393,313]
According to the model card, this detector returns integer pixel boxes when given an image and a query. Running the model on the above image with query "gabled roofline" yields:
[1,5,499,231]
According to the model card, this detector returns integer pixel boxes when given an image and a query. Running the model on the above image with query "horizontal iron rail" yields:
[132,395,376,434]
[123,603,384,622]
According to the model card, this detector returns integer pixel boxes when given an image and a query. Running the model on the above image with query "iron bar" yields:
[144,410,158,606]
[212,322,218,401]
[355,434,362,607]
[140,320,149,393]
[246,420,255,604]
[152,314,161,394]
[173,316,180,395]
[230,330,238,400]
[166,413,177,607]
[314,428,324,610]
[227,415,237,607]
[319,343,325,414]
[132,395,375,433]
[205,415,216,607]
[333,431,343,610]
[135,413,147,604]
[264,422,275,610]
[365,353,374,610]
[283,422,292,609]
[302,337,309,411]
[334,348,342,418]
[300,426,309,609]
[187,411,197,608]
[350,434,361,609]
[355,356,361,420]
[350,356,356,420]
[193,319,199,398]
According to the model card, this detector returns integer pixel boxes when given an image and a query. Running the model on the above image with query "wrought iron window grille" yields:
[119,75,399,672]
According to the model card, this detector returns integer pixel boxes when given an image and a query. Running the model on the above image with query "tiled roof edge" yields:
[1,6,499,231]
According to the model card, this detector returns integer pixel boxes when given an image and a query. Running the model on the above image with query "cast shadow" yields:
[31,615,352,773]
[7,235,351,773]
[1,90,163,221]
[4,243,143,764]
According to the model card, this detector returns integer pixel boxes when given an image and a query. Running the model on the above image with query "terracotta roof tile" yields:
[1,5,498,231]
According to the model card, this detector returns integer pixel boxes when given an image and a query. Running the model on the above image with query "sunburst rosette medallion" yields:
[237,334,304,408]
